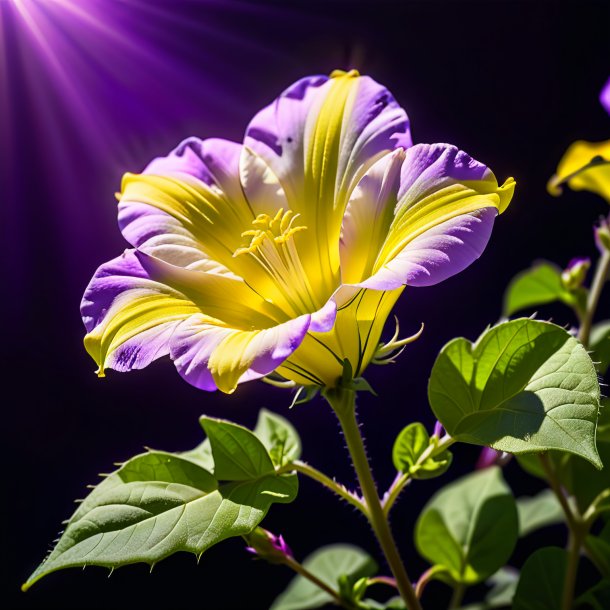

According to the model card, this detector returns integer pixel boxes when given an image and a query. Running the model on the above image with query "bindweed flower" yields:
[561,257,591,291]
[82,70,514,393]
[548,77,610,203]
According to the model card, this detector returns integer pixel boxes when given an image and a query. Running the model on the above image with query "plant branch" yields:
[277,460,367,514]
[537,454,580,532]
[282,555,351,609]
[325,387,423,610]
[579,248,610,348]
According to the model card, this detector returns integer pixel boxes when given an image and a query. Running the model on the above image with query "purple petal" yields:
[357,208,497,290]
[601,77,610,116]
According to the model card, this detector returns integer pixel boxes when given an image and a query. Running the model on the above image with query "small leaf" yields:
[200,416,275,480]
[516,489,564,537]
[24,433,297,590]
[415,467,518,584]
[253,408,302,467]
[591,320,610,375]
[392,423,452,479]
[429,318,602,467]
[512,547,567,610]
[270,545,377,610]
[503,262,582,316]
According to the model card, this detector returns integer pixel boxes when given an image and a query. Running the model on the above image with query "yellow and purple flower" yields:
[82,70,515,393]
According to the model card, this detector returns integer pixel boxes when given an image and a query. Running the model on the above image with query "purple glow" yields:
[0,0,285,301]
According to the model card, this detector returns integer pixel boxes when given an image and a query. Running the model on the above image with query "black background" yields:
[5,0,610,608]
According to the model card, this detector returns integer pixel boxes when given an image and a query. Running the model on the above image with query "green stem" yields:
[448,582,465,609]
[538,454,585,610]
[579,248,610,349]
[277,460,366,514]
[324,387,423,610]
[562,531,583,610]
[283,555,351,609]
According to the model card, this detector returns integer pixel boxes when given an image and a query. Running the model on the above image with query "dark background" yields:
[4,0,610,608]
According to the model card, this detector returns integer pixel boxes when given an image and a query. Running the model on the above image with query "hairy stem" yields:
[579,248,610,348]
[325,387,423,610]
[562,531,583,610]
[277,460,366,514]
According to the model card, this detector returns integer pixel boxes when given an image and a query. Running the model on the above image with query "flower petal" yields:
[340,149,405,284]
[355,143,514,287]
[547,139,610,204]
[278,287,403,387]
[601,77,610,116]
[81,250,200,376]
[244,71,411,300]
[357,208,497,290]
[171,312,313,393]
[118,137,254,274]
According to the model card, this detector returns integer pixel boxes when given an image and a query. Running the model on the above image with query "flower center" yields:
[234,209,318,316]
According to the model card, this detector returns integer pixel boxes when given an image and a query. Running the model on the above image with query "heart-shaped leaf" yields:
[270,545,377,610]
[503,262,584,316]
[429,318,602,467]
[392,423,452,479]
[23,420,297,590]
[415,466,518,584]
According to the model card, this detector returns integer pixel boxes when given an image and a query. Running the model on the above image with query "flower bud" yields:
[244,528,292,564]
[561,257,591,291]
[595,215,610,253]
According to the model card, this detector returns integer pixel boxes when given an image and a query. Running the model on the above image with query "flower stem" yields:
[276,460,366,514]
[578,248,610,348]
[562,531,583,610]
[538,454,585,610]
[324,387,423,610]
[448,582,465,609]
[282,555,351,608]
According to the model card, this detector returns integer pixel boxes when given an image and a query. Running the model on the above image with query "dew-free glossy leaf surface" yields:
[429,318,601,467]
[253,408,302,466]
[415,467,518,584]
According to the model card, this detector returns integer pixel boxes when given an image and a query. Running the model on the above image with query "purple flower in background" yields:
[600,77,610,116]
[82,70,515,393]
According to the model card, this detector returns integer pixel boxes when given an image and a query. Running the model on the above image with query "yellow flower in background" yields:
[548,78,610,203]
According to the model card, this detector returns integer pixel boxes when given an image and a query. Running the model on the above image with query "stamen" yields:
[234,209,316,315]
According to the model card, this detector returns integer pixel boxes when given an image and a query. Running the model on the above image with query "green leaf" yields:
[270,545,377,610]
[200,416,275,480]
[253,408,302,467]
[503,262,583,316]
[586,522,610,578]
[428,318,602,468]
[460,568,519,609]
[591,320,610,375]
[392,423,452,479]
[513,547,567,610]
[24,431,297,590]
[516,489,564,536]
[415,467,518,584]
